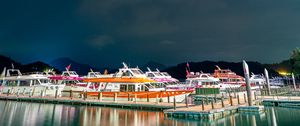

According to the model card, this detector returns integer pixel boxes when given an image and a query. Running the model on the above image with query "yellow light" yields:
[278,71,288,76]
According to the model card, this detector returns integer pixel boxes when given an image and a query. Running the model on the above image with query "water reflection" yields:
[270,107,277,126]
[1,101,300,126]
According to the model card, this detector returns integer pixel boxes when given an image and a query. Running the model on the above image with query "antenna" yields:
[215,65,221,70]
[156,68,160,72]
[147,67,152,72]
[1,67,6,77]
[122,62,128,68]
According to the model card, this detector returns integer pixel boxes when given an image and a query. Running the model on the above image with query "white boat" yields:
[0,67,64,96]
[250,74,283,89]
[82,63,192,102]
[212,66,245,89]
[249,74,265,90]
[48,70,89,92]
[145,67,179,84]
[83,62,166,92]
[269,77,285,87]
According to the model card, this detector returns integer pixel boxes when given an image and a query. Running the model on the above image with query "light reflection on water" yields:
[1,101,300,126]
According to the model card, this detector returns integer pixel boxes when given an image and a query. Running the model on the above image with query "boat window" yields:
[131,70,143,75]
[122,71,132,76]
[186,80,191,84]
[69,71,78,75]
[191,80,198,85]
[147,73,155,77]
[16,80,31,86]
[62,72,69,76]
[161,72,170,76]
[154,72,161,76]
[201,74,209,78]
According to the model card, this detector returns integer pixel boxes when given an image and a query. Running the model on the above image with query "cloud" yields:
[160,40,175,45]
[89,35,115,48]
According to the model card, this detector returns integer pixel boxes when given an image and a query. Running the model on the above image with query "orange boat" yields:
[81,62,192,102]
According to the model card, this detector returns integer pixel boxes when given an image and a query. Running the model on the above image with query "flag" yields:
[90,68,94,72]
[66,64,71,71]
[104,69,108,75]
[186,68,190,76]
[11,63,14,69]
[186,62,191,72]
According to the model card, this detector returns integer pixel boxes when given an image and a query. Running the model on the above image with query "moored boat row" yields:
[0,62,285,102]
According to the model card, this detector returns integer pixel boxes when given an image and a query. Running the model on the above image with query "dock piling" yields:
[128,93,130,101]
[201,98,205,110]
[85,90,88,100]
[205,96,208,105]
[134,94,137,103]
[7,89,10,96]
[147,93,149,102]
[185,94,188,108]
[114,93,117,102]
[221,96,225,107]
[32,87,36,97]
[211,100,215,109]
[55,89,58,99]
[29,89,33,98]
[167,93,170,103]
[237,94,240,104]
[97,91,100,100]
[243,61,253,106]
[99,92,102,101]
[40,90,44,97]
[214,94,217,103]
[156,94,159,104]
[229,96,233,106]
[244,93,247,103]
[16,89,20,97]
[70,90,73,99]
[173,96,176,110]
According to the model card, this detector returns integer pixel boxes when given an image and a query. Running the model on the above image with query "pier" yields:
[0,89,264,121]
[1,87,300,121]
[0,94,188,111]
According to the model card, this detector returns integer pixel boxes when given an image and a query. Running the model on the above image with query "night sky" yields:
[1,0,300,67]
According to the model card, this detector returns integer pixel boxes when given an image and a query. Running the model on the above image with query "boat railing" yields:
[23,72,45,75]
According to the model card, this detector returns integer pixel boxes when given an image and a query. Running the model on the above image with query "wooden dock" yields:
[164,94,264,121]
[0,90,266,121]
[0,94,190,111]
[260,96,300,108]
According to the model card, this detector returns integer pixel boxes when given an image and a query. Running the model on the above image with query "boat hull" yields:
[85,90,192,102]
[0,85,65,97]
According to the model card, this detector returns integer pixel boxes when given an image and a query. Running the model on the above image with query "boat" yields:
[82,63,192,102]
[0,67,64,96]
[48,70,89,92]
[249,74,265,90]
[250,74,284,89]
[269,77,285,87]
[212,66,245,89]
[166,72,222,91]
[145,67,179,84]
[186,72,222,88]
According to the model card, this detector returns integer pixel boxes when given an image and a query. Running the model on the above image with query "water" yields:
[1,101,300,126]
